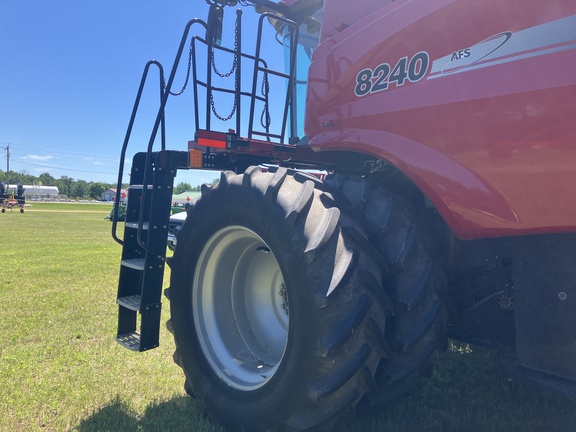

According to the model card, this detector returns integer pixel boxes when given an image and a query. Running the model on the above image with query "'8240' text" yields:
[354,51,430,97]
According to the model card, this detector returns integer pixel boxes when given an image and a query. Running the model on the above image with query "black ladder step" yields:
[128,184,154,190]
[118,294,141,311]
[125,222,150,230]
[116,332,141,351]
[122,258,145,270]
[115,150,187,353]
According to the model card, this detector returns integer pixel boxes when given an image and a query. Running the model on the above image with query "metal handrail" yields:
[136,19,210,254]
[112,60,166,246]
[112,19,210,249]
[112,12,297,248]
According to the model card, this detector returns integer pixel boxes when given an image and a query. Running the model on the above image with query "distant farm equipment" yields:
[1,184,25,213]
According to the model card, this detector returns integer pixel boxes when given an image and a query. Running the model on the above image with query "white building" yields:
[4,184,60,198]
[101,188,128,202]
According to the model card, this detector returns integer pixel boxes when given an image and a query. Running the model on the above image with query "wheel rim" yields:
[193,225,289,391]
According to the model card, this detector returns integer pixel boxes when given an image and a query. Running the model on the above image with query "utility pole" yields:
[3,144,9,189]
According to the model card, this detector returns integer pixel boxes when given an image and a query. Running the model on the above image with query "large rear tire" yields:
[168,167,390,431]
[325,174,447,407]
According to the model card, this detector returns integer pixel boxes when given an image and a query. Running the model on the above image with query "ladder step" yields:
[116,332,141,351]
[122,258,145,271]
[114,150,184,353]
[118,295,141,311]
[125,222,149,230]
[128,184,154,190]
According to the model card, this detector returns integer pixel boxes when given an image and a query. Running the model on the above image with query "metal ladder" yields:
[110,12,300,352]
[109,20,210,353]
[115,150,188,351]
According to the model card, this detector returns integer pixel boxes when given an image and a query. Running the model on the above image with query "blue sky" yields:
[0,0,278,187]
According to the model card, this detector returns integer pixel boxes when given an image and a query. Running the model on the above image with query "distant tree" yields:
[72,180,88,198]
[2,170,16,184]
[55,176,75,197]
[3,170,20,185]
[174,182,193,194]
[17,170,35,185]
[191,177,219,191]
[89,182,107,200]
[38,172,56,186]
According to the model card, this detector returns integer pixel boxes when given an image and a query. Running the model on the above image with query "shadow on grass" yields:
[342,345,576,432]
[76,395,224,432]
[77,347,576,432]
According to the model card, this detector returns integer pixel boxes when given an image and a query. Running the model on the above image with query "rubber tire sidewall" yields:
[170,179,344,431]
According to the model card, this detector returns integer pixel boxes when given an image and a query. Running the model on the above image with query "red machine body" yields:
[306,0,576,239]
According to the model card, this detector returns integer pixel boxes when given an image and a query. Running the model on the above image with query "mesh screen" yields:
[514,234,576,380]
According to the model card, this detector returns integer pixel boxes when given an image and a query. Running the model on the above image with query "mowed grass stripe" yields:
[0,203,213,432]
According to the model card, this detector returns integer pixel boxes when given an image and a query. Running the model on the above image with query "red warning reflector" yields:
[197,130,228,149]
[198,137,227,148]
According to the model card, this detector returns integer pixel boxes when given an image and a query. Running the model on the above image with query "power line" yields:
[11,159,118,175]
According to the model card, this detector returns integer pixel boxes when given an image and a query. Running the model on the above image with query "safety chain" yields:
[260,71,271,131]
[165,38,194,96]
[164,8,239,98]
[211,19,238,78]
[163,7,274,131]
[210,91,238,121]
[209,13,240,121]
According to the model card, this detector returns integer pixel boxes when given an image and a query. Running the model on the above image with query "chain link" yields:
[260,72,271,131]
[210,93,237,121]
[163,10,274,132]
[165,38,194,96]
[209,13,240,121]
[211,20,238,78]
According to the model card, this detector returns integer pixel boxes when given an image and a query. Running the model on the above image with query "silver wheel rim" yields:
[193,225,289,390]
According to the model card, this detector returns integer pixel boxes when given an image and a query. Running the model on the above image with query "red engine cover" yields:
[307,0,576,239]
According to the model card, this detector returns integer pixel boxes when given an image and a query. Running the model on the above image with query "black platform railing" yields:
[248,13,298,144]
[191,10,299,143]
[112,12,300,245]
[191,35,271,138]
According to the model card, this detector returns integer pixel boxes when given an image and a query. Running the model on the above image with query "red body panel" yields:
[306,0,576,239]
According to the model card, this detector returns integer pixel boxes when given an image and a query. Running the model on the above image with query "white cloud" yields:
[24,154,54,161]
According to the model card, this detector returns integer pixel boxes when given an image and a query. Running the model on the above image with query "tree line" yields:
[172,178,219,194]
[1,170,218,199]
[1,170,117,199]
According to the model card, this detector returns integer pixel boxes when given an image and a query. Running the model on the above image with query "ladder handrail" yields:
[136,19,210,254]
[113,13,297,246]
[112,60,166,246]
[112,19,211,248]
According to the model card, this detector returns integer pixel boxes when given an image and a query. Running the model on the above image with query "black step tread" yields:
[116,332,140,351]
[128,184,154,190]
[121,258,145,270]
[125,222,150,230]
[118,295,141,311]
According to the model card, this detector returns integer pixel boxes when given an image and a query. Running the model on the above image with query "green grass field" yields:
[1,202,575,431]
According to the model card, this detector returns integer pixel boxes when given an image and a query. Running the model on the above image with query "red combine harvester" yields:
[111,0,576,430]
